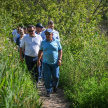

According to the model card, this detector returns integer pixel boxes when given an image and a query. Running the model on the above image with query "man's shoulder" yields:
[23,34,29,39]
[36,33,41,37]
[24,34,29,36]
[53,30,59,34]
[36,34,42,40]
[42,30,46,33]
[41,30,46,35]
[54,38,60,42]
[41,39,47,44]
[42,39,46,42]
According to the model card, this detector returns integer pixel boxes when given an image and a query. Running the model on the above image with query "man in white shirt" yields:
[20,25,42,83]
[13,26,22,43]
[41,20,60,41]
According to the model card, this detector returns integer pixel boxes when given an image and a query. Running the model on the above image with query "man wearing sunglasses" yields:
[37,29,62,97]
[20,25,42,86]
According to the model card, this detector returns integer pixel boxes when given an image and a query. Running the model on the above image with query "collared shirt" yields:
[12,29,17,36]
[24,34,29,36]
[41,29,60,41]
[35,31,42,35]
[14,33,20,43]
[20,34,42,57]
[40,39,62,64]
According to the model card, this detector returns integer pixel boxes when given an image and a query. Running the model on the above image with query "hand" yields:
[40,56,43,61]
[58,60,62,66]
[20,57,24,63]
[37,60,41,67]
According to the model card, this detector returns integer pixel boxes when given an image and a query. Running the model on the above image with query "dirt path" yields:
[38,82,71,108]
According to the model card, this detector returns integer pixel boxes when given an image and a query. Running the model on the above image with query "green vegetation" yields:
[0,37,42,108]
[0,0,108,108]
[0,8,41,108]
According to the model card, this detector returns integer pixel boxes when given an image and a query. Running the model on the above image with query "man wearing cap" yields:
[20,25,42,85]
[35,23,43,35]
[41,20,60,41]
[35,23,44,82]
[37,29,62,97]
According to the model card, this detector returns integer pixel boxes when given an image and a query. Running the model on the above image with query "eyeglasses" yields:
[28,30,34,33]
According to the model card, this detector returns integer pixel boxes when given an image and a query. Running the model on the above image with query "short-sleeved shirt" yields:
[40,39,62,64]
[35,31,42,35]
[20,34,42,57]
[12,29,17,36]
[41,29,60,41]
[14,33,20,43]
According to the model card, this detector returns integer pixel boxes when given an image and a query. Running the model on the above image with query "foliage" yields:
[0,0,108,108]
[0,11,42,108]
[0,36,42,108]
[60,31,108,107]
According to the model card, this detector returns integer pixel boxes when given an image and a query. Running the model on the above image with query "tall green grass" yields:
[0,9,42,107]
[0,36,42,108]
[59,25,108,107]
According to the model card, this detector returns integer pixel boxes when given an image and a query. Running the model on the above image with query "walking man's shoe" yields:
[53,87,57,93]
[46,91,50,97]
[36,83,38,89]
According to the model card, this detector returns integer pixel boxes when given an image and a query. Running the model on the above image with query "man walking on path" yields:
[35,23,43,35]
[37,29,62,97]
[13,26,22,43]
[20,25,42,83]
[35,23,44,83]
[41,20,60,41]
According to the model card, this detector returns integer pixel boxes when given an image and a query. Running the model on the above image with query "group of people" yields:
[12,20,62,97]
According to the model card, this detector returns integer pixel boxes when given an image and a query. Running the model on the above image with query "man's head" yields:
[17,26,22,34]
[36,23,43,33]
[47,20,54,30]
[27,25,36,37]
[23,27,28,34]
[45,29,53,41]
[19,28,24,37]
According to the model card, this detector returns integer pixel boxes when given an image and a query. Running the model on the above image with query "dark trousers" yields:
[25,55,38,82]
[38,60,43,79]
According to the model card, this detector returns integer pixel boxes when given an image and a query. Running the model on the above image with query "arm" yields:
[20,47,24,63]
[37,50,43,67]
[58,50,62,66]
[20,36,25,62]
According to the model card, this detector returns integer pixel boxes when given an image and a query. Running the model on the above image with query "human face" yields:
[48,24,54,29]
[24,29,27,34]
[28,27,35,37]
[17,27,21,34]
[45,32,53,41]
[36,27,42,33]
[20,29,24,37]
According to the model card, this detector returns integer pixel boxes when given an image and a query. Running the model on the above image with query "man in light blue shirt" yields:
[41,20,60,41]
[35,23,43,35]
[35,23,44,82]
[37,29,62,97]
